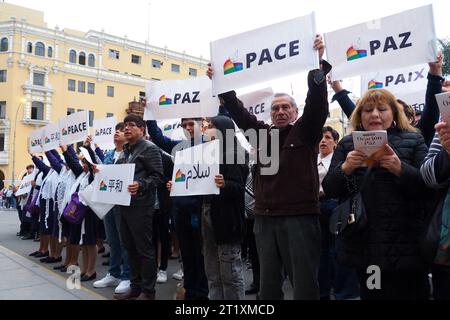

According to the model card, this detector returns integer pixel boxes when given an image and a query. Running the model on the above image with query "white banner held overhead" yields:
[42,122,61,152]
[170,140,220,197]
[29,128,44,154]
[15,171,37,196]
[144,76,219,120]
[238,88,274,123]
[361,64,428,110]
[59,111,89,145]
[91,164,136,206]
[211,13,319,95]
[325,5,437,80]
[93,117,117,150]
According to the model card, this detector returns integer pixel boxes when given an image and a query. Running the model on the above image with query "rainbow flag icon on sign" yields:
[368,80,383,90]
[346,46,367,61]
[99,180,108,191]
[175,169,186,182]
[159,95,173,106]
[31,141,37,147]
[62,128,68,136]
[163,124,172,131]
[95,130,100,136]
[44,137,50,144]
[223,58,243,75]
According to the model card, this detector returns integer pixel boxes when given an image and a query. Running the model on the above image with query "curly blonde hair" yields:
[350,89,417,132]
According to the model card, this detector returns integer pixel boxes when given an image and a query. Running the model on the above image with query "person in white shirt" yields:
[318,127,339,198]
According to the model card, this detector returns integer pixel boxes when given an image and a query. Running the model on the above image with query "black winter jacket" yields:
[322,128,429,271]
[116,138,164,207]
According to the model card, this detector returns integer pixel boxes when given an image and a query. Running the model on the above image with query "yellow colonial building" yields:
[0,3,207,187]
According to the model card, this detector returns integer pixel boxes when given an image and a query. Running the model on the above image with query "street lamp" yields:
[11,98,26,186]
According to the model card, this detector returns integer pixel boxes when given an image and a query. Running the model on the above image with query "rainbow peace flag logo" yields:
[368,80,383,89]
[175,169,186,182]
[346,46,367,61]
[31,141,37,147]
[99,180,108,191]
[44,137,50,144]
[159,95,172,106]
[163,124,172,131]
[223,58,243,75]
[62,128,68,136]
[95,130,100,136]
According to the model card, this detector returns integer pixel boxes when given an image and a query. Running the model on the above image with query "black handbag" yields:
[329,166,372,237]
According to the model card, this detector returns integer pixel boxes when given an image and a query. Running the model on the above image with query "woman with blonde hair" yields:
[323,89,430,300]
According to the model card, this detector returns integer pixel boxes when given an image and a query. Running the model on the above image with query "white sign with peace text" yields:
[59,111,90,145]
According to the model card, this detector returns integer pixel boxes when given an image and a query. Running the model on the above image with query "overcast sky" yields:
[4,0,449,98]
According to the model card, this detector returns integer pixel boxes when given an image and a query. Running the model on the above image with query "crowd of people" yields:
[10,35,450,300]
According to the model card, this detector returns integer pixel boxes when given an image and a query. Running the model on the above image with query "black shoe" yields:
[245,285,259,295]
[16,232,23,237]
[80,273,96,282]
[34,251,49,258]
[53,264,67,270]
[40,256,52,263]
[33,237,40,242]
[102,259,110,266]
[21,234,33,240]
[60,266,68,273]
[97,247,105,254]
[102,252,110,258]
[42,257,62,264]
[28,251,40,257]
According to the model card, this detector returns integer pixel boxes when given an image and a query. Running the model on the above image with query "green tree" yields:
[439,38,450,76]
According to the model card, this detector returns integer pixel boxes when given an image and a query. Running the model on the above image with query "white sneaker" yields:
[172,269,183,281]
[157,270,167,283]
[93,273,121,288]
[114,280,131,294]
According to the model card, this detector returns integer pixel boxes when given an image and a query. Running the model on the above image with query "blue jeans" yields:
[104,206,129,280]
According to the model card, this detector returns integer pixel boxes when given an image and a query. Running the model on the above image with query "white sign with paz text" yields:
[325,5,437,80]
[145,76,219,120]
